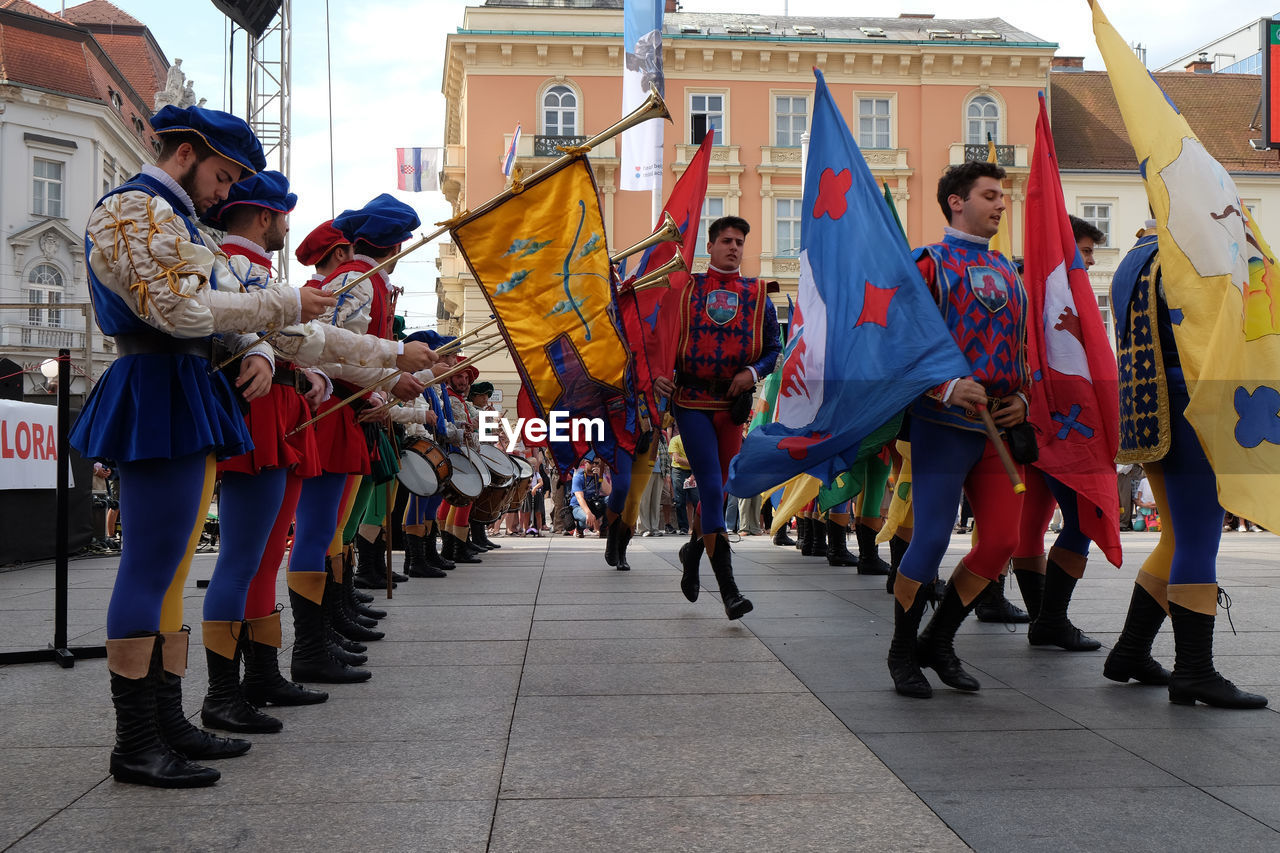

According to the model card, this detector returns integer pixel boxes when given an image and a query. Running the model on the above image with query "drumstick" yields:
[976,404,1025,494]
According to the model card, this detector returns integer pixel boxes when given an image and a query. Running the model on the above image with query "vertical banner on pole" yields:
[621,0,664,192]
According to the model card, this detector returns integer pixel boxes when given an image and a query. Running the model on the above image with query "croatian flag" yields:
[396,147,440,192]
[502,124,522,177]
[727,70,969,498]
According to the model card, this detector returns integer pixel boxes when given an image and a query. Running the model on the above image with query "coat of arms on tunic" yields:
[705,289,740,325]
[968,266,1008,313]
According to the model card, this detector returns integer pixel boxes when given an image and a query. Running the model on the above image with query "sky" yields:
[32,0,1279,329]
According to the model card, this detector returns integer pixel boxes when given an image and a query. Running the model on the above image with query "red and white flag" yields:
[1024,92,1122,566]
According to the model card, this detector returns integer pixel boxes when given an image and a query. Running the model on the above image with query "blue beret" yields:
[150,105,266,177]
[334,193,420,248]
[403,330,455,349]
[201,170,297,227]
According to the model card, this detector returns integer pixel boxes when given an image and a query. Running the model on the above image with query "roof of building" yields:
[0,0,59,21]
[478,3,1051,45]
[1051,70,1279,174]
[0,4,159,149]
[62,0,143,27]
[666,13,1049,45]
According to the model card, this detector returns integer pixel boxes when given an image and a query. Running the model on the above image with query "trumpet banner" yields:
[1092,0,1280,532]
[451,158,640,473]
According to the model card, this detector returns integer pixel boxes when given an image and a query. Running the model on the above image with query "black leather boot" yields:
[341,558,386,620]
[425,526,455,571]
[327,573,384,642]
[1012,568,1046,623]
[886,536,909,594]
[855,524,890,575]
[798,518,813,555]
[153,630,252,760]
[107,634,221,788]
[809,518,828,558]
[887,593,932,699]
[678,531,704,602]
[345,546,375,604]
[707,533,753,620]
[973,574,1030,624]
[200,626,283,734]
[471,521,500,550]
[332,562,381,630]
[443,530,482,564]
[604,514,621,567]
[241,612,328,707]
[289,587,372,684]
[606,516,632,571]
[917,581,983,691]
[353,534,393,590]
[406,533,446,578]
[773,523,796,547]
[825,520,858,567]
[1167,599,1267,709]
[1103,583,1171,685]
[1028,560,1100,651]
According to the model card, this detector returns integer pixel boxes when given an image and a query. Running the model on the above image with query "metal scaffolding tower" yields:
[244,0,292,271]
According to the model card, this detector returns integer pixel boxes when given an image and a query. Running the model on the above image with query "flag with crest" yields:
[727,70,969,498]
[1024,90,1122,566]
[1092,0,1280,533]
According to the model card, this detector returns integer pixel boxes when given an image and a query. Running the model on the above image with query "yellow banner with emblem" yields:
[451,157,637,471]
[1092,0,1280,532]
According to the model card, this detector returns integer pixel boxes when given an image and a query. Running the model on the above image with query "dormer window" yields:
[109,89,123,109]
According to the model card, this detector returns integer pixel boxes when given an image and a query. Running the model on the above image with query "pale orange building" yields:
[437,0,1057,398]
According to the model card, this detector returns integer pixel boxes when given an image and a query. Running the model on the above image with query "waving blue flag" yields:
[727,70,969,498]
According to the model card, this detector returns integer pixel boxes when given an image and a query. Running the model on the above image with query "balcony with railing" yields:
[533,134,588,157]
[2,323,84,349]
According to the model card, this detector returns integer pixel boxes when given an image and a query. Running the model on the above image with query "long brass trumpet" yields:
[213,87,671,371]
[627,253,688,293]
[609,212,683,265]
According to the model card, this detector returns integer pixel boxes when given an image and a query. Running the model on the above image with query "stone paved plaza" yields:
[3,530,1280,852]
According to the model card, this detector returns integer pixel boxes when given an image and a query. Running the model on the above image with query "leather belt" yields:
[676,371,733,397]
[114,332,213,360]
[272,365,299,388]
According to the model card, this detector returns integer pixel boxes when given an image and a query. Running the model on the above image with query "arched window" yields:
[28,263,64,328]
[966,95,1000,145]
[542,85,578,137]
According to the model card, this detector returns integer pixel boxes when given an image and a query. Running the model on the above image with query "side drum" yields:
[440,451,484,507]
[506,455,534,509]
[470,482,516,524]
[478,443,517,488]
[397,436,452,497]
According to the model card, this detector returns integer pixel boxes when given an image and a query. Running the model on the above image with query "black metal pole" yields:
[54,348,70,659]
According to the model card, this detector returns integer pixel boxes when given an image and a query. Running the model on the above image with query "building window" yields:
[690,93,724,145]
[542,85,577,137]
[33,158,64,218]
[695,197,726,256]
[775,95,807,147]
[1095,292,1115,348]
[858,97,892,149]
[775,198,802,256]
[966,95,1000,144]
[28,264,65,328]
[1080,202,1112,247]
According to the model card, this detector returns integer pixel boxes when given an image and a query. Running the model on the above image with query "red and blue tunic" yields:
[218,238,321,478]
[674,268,781,411]
[910,232,1030,434]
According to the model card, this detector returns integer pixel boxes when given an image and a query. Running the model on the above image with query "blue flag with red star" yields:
[727,70,969,498]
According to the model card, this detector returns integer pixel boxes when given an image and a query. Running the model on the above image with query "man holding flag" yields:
[726,70,972,644]
[1092,0,1272,710]
[889,160,1032,699]
[1008,94,1123,654]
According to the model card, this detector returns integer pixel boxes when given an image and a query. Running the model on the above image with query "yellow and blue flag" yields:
[451,157,639,475]
[727,70,969,499]
[1092,0,1280,532]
